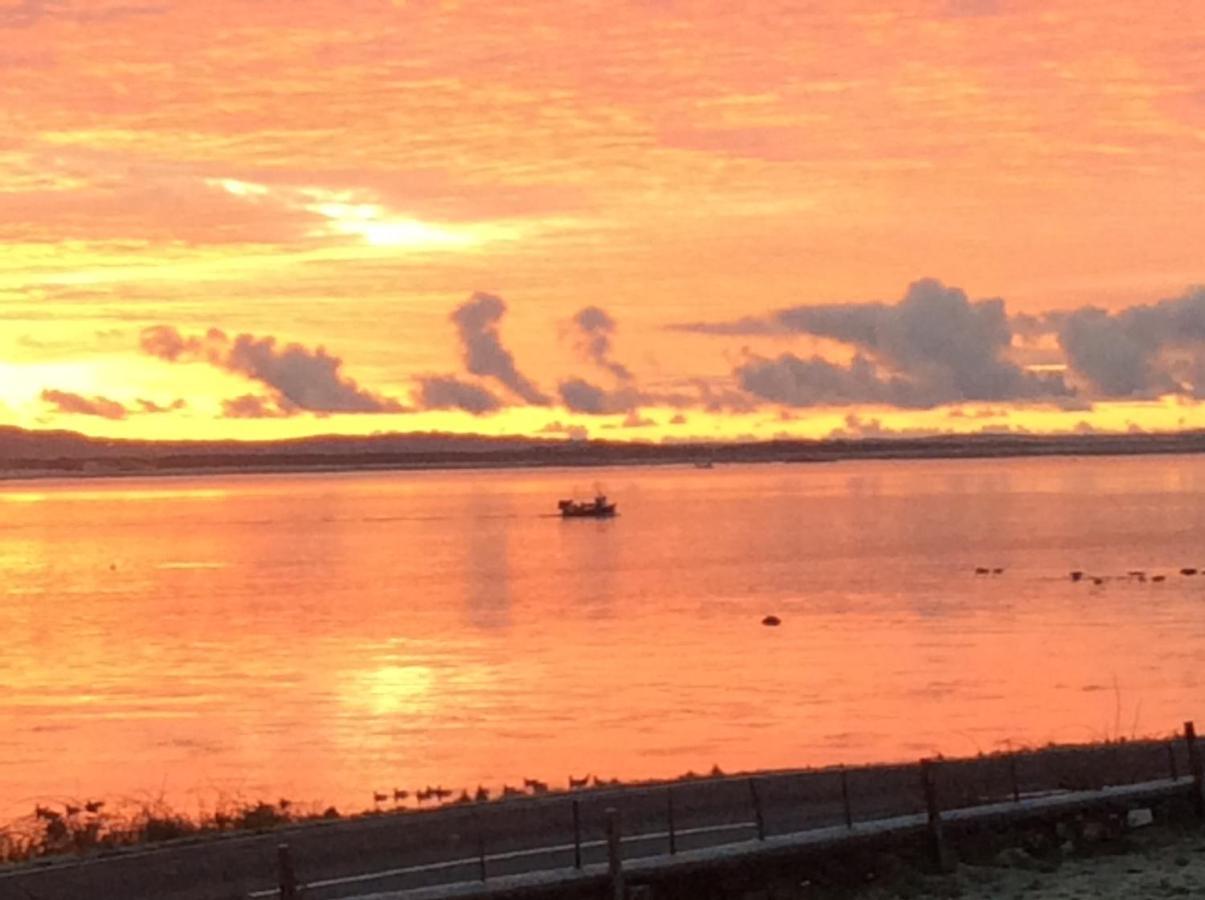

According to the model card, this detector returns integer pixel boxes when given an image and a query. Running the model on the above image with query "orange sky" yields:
[2,0,1204,441]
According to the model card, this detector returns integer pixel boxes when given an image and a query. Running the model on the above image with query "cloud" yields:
[40,389,184,420]
[1055,288,1205,397]
[451,293,548,404]
[568,306,631,381]
[690,279,1070,408]
[827,413,938,440]
[415,375,503,415]
[140,325,404,415]
[736,353,907,407]
[538,420,589,440]
[557,377,643,414]
[40,389,128,420]
[221,394,294,419]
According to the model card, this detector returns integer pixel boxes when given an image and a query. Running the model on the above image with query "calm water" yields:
[3,455,1205,820]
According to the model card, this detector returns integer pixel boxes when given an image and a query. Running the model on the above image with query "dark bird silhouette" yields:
[762,615,781,626]
[1070,571,1084,582]
[568,774,591,790]
[501,785,525,798]
[372,791,388,804]
[84,800,104,814]
[1181,567,1198,576]
[393,789,409,802]
[523,778,549,795]
[1153,575,1167,582]
[974,567,990,575]
[474,785,490,802]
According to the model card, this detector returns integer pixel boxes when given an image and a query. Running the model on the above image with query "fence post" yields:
[573,799,583,869]
[606,807,624,900]
[840,767,853,829]
[1008,753,1020,803]
[1185,721,1204,817]
[276,843,298,900]
[475,809,487,881]
[1168,741,1179,780]
[919,759,952,872]
[748,777,766,840]
[667,788,677,855]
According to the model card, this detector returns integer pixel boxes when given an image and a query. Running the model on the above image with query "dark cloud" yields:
[221,394,294,419]
[451,293,548,404]
[415,375,503,415]
[40,389,128,420]
[568,306,632,381]
[1055,288,1205,397]
[140,325,404,415]
[557,378,642,415]
[136,398,186,414]
[41,389,184,420]
[736,353,908,408]
[689,279,1070,408]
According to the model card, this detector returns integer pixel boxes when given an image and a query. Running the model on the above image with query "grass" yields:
[0,796,342,865]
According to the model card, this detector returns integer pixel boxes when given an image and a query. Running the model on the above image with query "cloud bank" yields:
[1055,287,1205,397]
[41,389,185,420]
[684,279,1071,408]
[140,325,403,415]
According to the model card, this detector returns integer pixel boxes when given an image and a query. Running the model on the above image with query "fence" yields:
[253,723,1204,900]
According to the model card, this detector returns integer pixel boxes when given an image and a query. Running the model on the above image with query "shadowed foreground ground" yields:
[862,827,1205,900]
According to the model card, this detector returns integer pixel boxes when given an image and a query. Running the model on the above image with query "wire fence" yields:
[252,724,1201,900]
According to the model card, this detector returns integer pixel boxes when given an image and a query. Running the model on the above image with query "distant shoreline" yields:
[4,430,1205,483]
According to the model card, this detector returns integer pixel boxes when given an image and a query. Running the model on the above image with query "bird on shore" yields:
[523,778,549,795]
[372,791,388,805]
[501,785,525,798]
[393,789,409,802]
[568,774,591,790]
[474,785,490,802]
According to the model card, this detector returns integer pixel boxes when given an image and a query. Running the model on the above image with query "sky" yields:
[2,0,1205,442]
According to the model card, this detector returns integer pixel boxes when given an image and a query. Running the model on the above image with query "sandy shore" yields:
[857,825,1205,900]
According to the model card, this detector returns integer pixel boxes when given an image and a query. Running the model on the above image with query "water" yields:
[2,454,1204,820]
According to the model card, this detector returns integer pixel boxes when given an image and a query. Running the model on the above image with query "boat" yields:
[558,495,617,518]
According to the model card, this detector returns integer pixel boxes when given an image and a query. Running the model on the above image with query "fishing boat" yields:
[558,494,617,518]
